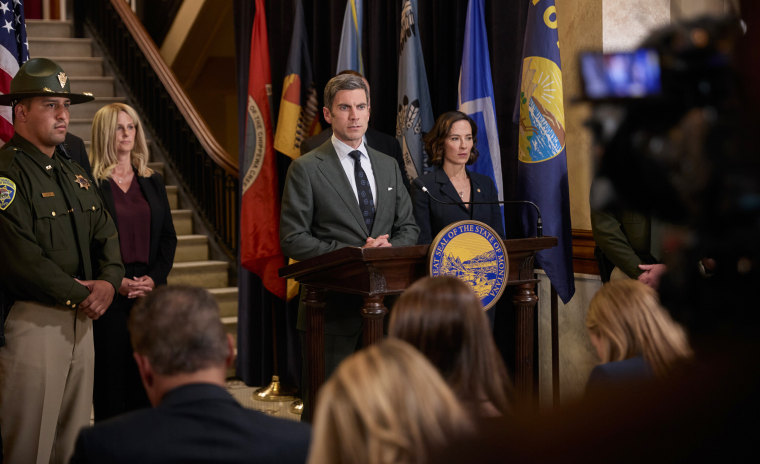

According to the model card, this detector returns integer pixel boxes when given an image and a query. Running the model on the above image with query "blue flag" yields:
[517,0,575,303]
[336,0,363,74]
[396,0,434,181]
[457,0,504,227]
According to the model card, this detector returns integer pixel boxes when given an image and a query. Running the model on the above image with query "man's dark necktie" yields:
[349,150,375,232]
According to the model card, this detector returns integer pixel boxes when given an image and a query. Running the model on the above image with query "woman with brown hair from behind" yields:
[308,339,474,464]
[585,279,693,394]
[389,276,512,417]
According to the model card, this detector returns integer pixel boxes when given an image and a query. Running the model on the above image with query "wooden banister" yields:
[109,0,237,175]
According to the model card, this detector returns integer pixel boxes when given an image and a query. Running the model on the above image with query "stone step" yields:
[167,261,229,288]
[40,56,104,77]
[210,287,239,318]
[71,77,116,98]
[71,97,128,120]
[175,234,209,262]
[171,209,193,235]
[26,19,73,38]
[166,185,178,209]
[30,37,93,58]
[222,316,238,344]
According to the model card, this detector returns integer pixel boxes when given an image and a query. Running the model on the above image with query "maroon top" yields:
[109,177,150,264]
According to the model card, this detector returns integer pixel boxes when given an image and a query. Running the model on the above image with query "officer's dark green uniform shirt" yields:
[0,134,124,308]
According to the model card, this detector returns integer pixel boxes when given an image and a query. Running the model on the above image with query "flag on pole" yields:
[240,0,286,299]
[396,0,434,181]
[0,0,29,143]
[517,0,575,303]
[457,0,504,225]
[274,0,321,159]
[336,0,363,74]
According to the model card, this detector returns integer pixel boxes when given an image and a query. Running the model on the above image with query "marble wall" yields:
[537,271,602,407]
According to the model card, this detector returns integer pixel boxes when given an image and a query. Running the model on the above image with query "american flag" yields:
[0,0,29,143]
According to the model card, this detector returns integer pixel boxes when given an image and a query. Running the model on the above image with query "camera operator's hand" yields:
[638,263,667,290]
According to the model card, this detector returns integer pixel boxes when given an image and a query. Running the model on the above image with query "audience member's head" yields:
[389,276,512,417]
[586,279,692,377]
[129,285,233,406]
[308,339,473,464]
[423,110,479,166]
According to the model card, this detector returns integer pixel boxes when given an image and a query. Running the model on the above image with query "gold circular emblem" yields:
[428,220,508,310]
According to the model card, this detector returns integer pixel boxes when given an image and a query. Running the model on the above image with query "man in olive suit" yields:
[280,74,418,417]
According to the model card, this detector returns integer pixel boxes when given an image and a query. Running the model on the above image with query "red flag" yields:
[240,0,286,299]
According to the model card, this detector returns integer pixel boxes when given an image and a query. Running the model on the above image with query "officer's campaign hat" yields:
[0,58,95,106]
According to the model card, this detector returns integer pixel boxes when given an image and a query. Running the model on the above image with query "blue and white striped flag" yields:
[396,0,434,181]
[458,0,504,225]
[336,0,363,74]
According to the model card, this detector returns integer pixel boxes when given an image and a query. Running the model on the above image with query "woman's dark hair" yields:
[390,276,512,416]
[423,111,479,166]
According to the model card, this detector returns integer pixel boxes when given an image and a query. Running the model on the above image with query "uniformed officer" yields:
[0,58,124,464]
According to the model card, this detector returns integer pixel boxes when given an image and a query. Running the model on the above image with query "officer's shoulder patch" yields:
[0,177,16,210]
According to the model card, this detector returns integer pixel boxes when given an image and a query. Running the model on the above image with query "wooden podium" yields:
[279,237,557,412]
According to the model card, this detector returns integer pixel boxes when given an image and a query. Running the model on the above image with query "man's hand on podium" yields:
[363,234,392,248]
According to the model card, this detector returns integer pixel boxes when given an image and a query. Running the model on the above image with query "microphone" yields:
[412,177,543,237]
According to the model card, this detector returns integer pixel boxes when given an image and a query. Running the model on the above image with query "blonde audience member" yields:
[308,339,473,464]
[586,279,692,393]
[390,276,512,417]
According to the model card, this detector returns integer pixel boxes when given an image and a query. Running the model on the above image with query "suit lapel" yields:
[435,168,467,212]
[367,146,390,236]
[137,175,160,262]
[98,179,119,229]
[469,173,488,219]
[316,143,368,234]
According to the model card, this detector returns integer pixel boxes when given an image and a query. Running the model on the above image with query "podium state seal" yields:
[428,220,508,310]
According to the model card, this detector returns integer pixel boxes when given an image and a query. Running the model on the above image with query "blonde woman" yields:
[90,103,177,421]
[308,339,474,464]
[390,276,512,417]
[585,279,692,394]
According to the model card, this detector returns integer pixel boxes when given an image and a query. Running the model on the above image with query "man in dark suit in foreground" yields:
[70,286,311,464]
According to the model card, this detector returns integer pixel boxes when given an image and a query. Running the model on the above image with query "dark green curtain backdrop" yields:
[234,0,528,387]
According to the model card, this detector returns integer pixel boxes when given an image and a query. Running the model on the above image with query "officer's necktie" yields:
[349,150,375,233]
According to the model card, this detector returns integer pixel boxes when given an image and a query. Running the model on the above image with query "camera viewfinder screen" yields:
[580,49,662,99]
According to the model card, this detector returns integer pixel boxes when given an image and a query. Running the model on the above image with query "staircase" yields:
[26,20,239,352]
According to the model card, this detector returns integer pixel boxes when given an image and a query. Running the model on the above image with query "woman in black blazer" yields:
[90,103,177,421]
[412,111,505,244]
